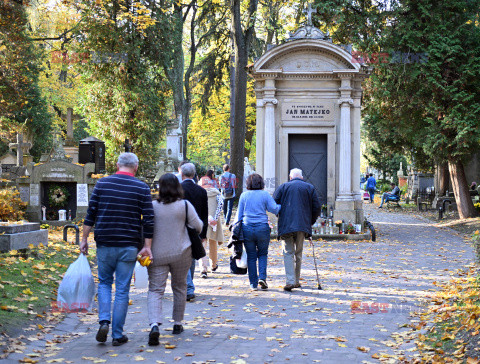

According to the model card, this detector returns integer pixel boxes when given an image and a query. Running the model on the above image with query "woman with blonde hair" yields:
[199,170,224,278]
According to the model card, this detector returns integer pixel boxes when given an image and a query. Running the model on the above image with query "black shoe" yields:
[112,335,128,346]
[294,283,302,288]
[148,326,160,346]
[186,294,195,301]
[96,323,109,343]
[284,284,294,292]
[258,279,268,290]
[201,272,207,279]
[172,324,184,335]
[212,265,218,272]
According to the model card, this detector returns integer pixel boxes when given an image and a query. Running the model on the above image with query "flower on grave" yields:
[334,220,343,228]
[48,185,70,208]
[346,223,356,234]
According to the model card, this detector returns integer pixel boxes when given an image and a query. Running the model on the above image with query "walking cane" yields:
[309,237,322,290]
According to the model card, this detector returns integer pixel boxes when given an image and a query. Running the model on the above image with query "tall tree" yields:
[0,0,52,158]
[74,0,168,173]
[230,0,258,192]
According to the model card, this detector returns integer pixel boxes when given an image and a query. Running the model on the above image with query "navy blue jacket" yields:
[273,178,321,238]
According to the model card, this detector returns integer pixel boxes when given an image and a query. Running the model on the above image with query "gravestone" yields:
[16,139,97,223]
[250,9,369,224]
[79,136,106,174]
[0,223,48,252]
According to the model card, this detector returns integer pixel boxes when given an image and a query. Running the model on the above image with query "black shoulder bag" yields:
[184,201,206,260]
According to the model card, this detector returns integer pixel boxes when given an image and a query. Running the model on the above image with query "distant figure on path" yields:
[175,161,189,183]
[366,173,377,203]
[220,164,236,225]
[147,173,203,344]
[236,173,280,291]
[181,163,208,301]
[378,182,401,208]
[80,153,154,346]
[273,168,321,292]
[199,173,224,277]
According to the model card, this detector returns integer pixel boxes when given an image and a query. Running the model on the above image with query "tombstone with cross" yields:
[9,133,31,167]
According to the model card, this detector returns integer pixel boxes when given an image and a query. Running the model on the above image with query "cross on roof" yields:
[304,3,317,26]
[9,133,31,167]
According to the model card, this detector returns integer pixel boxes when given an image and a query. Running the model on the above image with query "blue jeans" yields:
[367,188,375,202]
[186,258,195,295]
[380,193,397,207]
[242,223,271,288]
[97,245,138,339]
[223,197,234,225]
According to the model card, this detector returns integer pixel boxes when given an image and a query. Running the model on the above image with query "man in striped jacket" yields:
[80,152,154,346]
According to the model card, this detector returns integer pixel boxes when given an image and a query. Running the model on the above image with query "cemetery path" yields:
[4,203,474,364]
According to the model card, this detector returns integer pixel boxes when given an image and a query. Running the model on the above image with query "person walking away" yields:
[378,182,400,208]
[273,168,321,291]
[220,164,236,225]
[80,153,154,346]
[199,173,224,277]
[146,174,203,345]
[181,163,208,301]
[236,173,280,291]
[366,173,377,203]
[199,169,218,189]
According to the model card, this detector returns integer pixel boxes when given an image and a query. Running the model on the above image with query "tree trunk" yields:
[229,52,235,161]
[438,162,449,196]
[230,0,258,193]
[448,159,477,219]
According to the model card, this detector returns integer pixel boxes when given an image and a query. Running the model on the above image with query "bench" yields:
[386,199,401,208]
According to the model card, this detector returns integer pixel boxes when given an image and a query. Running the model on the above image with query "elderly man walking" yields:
[80,153,154,346]
[181,163,208,301]
[273,168,320,292]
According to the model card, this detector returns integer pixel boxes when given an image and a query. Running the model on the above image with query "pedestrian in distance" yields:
[273,168,321,292]
[146,173,203,345]
[366,173,377,203]
[80,152,154,346]
[235,173,280,291]
[181,163,208,301]
[378,182,400,208]
[220,164,236,226]
[198,172,224,277]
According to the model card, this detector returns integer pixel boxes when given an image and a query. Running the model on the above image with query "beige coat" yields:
[206,188,224,243]
[151,199,203,265]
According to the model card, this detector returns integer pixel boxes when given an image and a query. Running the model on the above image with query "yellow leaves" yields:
[133,356,145,361]
[81,357,106,363]
[164,344,176,349]
[357,346,370,352]
[337,343,347,348]
[22,288,33,295]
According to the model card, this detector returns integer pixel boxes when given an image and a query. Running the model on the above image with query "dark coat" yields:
[181,179,208,239]
[273,178,321,238]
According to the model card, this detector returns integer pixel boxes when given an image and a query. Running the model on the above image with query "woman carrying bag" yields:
[235,173,280,291]
[144,173,203,346]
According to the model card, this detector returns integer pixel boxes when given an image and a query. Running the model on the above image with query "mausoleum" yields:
[251,22,369,224]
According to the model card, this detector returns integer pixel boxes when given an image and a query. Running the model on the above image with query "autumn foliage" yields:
[0,187,26,221]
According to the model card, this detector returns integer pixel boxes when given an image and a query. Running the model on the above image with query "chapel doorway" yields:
[288,134,327,205]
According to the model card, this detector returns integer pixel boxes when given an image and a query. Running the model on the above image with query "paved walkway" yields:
[3,204,474,363]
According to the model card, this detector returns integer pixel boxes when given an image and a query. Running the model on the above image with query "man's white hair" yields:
[289,168,303,179]
[181,163,196,178]
[117,152,139,168]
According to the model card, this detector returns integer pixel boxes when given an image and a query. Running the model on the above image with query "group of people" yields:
[80,152,321,347]
[362,173,400,207]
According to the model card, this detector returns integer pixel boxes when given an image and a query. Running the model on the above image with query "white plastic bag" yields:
[134,261,149,289]
[236,249,247,269]
[56,253,95,312]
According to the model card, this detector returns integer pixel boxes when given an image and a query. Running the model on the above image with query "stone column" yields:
[256,99,265,176]
[337,97,354,201]
[263,98,278,193]
[351,90,362,201]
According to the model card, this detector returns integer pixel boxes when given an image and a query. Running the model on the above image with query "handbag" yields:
[185,201,206,260]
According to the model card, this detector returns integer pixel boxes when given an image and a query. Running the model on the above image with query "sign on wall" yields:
[282,101,335,121]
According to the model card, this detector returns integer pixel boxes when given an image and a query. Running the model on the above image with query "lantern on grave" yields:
[79,137,106,174]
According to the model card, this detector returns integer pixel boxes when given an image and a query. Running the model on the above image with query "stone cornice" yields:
[338,98,354,106]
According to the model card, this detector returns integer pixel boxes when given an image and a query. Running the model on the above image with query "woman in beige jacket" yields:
[144,173,202,346]
[199,171,224,278]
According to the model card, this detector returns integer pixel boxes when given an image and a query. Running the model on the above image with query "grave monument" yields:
[250,5,369,224]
